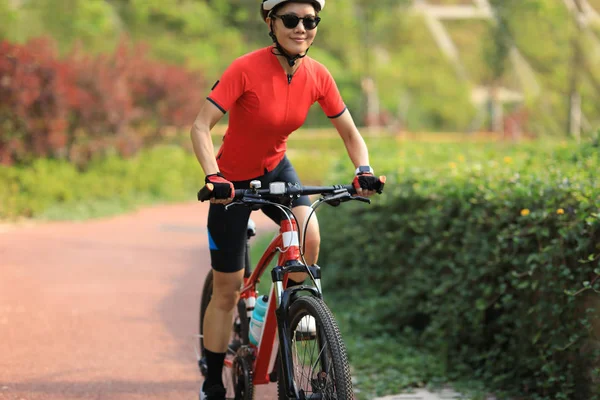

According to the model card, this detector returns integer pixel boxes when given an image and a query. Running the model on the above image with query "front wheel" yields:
[277,295,354,400]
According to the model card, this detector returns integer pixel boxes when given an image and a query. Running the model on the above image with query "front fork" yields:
[272,262,322,399]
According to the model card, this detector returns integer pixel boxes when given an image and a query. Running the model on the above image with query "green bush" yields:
[319,140,600,399]
[0,145,201,220]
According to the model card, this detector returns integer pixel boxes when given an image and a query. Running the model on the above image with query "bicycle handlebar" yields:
[198,175,386,204]
[197,182,360,202]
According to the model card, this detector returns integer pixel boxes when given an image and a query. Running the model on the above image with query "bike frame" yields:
[199,180,382,398]
[239,215,321,396]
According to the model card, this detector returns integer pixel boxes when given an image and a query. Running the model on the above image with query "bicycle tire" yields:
[199,270,251,399]
[277,295,353,400]
[233,355,255,400]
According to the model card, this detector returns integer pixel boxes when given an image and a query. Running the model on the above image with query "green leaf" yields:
[517,280,530,290]
[475,298,487,311]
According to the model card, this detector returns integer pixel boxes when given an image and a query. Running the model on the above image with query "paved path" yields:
[0,202,278,400]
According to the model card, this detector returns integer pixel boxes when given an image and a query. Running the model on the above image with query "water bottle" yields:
[249,295,268,346]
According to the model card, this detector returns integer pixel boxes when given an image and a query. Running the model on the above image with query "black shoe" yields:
[199,382,226,400]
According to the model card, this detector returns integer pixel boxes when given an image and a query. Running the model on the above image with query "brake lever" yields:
[231,196,273,211]
[242,196,272,206]
[351,196,371,204]
[322,192,352,207]
[323,192,372,207]
[224,200,245,211]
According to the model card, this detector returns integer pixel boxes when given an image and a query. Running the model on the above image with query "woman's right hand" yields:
[203,173,235,204]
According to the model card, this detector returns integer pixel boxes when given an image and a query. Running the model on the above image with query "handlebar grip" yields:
[376,175,386,194]
[198,184,247,202]
[197,183,214,202]
[234,189,246,199]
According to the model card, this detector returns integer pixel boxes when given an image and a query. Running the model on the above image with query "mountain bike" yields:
[196,179,384,399]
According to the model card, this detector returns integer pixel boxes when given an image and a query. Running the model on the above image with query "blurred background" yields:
[1,1,599,399]
[2,0,600,164]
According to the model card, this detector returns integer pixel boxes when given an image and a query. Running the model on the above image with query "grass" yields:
[37,194,159,221]
[334,308,494,400]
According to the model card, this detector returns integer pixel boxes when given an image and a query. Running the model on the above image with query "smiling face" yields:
[267,2,318,56]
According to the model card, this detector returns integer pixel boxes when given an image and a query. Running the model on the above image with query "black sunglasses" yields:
[273,14,321,30]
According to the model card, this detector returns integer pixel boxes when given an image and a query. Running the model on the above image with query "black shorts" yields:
[207,156,311,273]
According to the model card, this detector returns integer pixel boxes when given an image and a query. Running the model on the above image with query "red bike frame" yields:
[239,217,301,385]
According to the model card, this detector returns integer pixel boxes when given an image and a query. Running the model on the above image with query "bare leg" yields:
[203,269,245,352]
[289,205,320,282]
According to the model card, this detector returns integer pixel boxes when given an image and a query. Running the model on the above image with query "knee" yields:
[304,235,320,252]
[303,231,321,260]
[305,228,321,247]
[211,288,241,312]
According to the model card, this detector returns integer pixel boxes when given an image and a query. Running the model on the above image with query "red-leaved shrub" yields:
[0,38,71,164]
[0,36,205,166]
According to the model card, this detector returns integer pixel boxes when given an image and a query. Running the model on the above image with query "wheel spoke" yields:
[278,296,352,400]
[291,317,337,397]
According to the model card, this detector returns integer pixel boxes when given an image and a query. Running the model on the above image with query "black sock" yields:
[204,348,226,387]
[286,278,305,288]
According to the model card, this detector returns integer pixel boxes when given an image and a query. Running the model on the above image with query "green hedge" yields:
[319,139,600,399]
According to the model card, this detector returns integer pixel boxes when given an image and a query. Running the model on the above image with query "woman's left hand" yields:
[352,173,385,197]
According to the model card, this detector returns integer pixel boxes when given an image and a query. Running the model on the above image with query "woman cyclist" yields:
[191,0,384,398]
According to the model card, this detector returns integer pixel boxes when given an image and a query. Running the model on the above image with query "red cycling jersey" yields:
[207,46,346,181]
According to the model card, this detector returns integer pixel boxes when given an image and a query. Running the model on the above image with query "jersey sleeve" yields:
[207,59,247,113]
[317,65,347,119]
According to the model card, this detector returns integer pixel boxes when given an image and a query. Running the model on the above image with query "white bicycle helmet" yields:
[262,0,324,66]
[262,0,325,12]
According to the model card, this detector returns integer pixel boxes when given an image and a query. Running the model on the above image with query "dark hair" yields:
[261,0,321,22]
